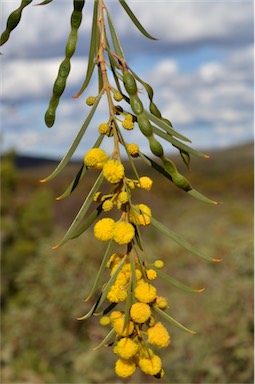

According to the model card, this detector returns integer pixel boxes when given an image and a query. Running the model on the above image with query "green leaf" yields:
[123,274,133,332]
[151,267,205,294]
[150,216,220,262]
[34,0,53,5]
[106,9,125,59]
[73,0,98,98]
[96,255,127,311]
[153,306,196,334]
[56,134,104,200]
[76,300,98,321]
[40,92,102,182]
[93,328,115,351]
[138,152,173,181]
[152,125,209,159]
[188,188,219,205]
[144,110,191,143]
[119,0,157,40]
[84,240,114,302]
[52,171,104,249]
[56,163,86,201]
[70,204,103,240]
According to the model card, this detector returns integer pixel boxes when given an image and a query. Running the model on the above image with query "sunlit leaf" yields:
[152,267,205,293]
[52,171,104,249]
[73,0,98,98]
[84,240,114,302]
[153,306,196,334]
[93,328,115,351]
[119,0,157,40]
[96,255,127,310]
[106,9,125,59]
[150,216,221,262]
[144,110,191,142]
[40,92,102,182]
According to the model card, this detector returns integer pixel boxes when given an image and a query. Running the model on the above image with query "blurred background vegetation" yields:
[1,143,254,384]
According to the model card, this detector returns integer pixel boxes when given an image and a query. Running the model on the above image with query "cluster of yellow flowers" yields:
[82,144,172,378]
[99,254,170,378]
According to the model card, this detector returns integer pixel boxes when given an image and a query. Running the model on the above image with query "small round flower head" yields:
[107,283,128,303]
[99,316,111,326]
[138,354,162,376]
[93,218,115,241]
[135,282,157,303]
[154,369,165,379]
[102,199,114,212]
[146,269,157,280]
[153,259,165,269]
[103,159,125,184]
[147,322,170,348]
[130,204,152,226]
[130,302,151,323]
[98,123,109,134]
[139,176,153,191]
[84,148,108,169]
[114,338,139,359]
[110,311,123,321]
[122,119,134,130]
[86,96,96,106]
[115,358,136,378]
[118,191,129,204]
[113,91,123,101]
[127,143,140,157]
[155,296,168,310]
[106,253,123,268]
[125,114,133,121]
[112,317,134,337]
[113,222,135,245]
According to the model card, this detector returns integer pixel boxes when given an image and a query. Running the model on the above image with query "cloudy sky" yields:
[1,0,254,160]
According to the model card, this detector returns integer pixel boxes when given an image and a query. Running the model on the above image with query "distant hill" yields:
[12,142,254,170]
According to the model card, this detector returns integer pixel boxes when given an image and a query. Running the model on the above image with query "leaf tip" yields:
[212,258,223,263]
[51,244,59,250]
[40,178,47,183]
[196,288,205,293]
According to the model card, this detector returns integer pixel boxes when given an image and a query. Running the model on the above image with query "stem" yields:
[98,0,121,160]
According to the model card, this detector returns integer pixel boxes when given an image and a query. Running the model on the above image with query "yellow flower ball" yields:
[107,283,128,303]
[122,119,134,130]
[138,355,162,376]
[147,322,170,348]
[98,123,109,134]
[114,338,139,359]
[86,96,96,106]
[135,282,157,303]
[130,204,152,226]
[103,159,125,183]
[102,200,114,212]
[146,269,157,280]
[125,114,133,121]
[155,296,168,310]
[139,176,153,191]
[113,91,123,101]
[118,191,129,204]
[110,311,123,321]
[153,260,165,269]
[112,317,134,337]
[93,218,115,241]
[130,302,151,323]
[113,222,135,245]
[84,148,108,169]
[106,253,124,269]
[99,316,111,326]
[115,358,136,378]
[127,143,140,157]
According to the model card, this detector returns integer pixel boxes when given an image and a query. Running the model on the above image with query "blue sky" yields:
[1,0,254,160]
